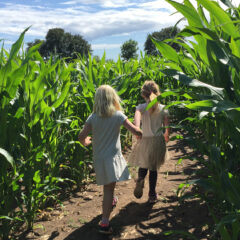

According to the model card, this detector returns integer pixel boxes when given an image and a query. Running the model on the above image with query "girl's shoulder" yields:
[89,112,97,118]
[115,110,125,115]
[158,104,165,110]
[158,104,169,115]
[86,113,96,124]
[115,110,127,120]
[136,103,148,112]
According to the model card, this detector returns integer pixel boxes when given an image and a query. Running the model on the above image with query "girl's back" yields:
[86,111,126,161]
[136,103,168,137]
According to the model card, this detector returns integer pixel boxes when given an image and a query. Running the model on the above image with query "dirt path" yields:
[21,135,212,240]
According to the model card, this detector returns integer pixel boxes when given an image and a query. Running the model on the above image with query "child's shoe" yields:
[148,193,158,204]
[134,179,144,199]
[99,223,113,235]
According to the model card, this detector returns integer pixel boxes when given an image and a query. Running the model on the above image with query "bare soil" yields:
[18,134,212,240]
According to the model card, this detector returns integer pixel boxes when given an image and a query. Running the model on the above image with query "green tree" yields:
[26,39,42,50]
[120,39,139,61]
[27,28,92,60]
[144,26,181,56]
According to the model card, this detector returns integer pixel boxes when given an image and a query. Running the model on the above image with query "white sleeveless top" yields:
[136,103,169,137]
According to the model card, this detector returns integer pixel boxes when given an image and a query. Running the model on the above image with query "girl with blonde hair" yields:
[128,80,170,203]
[78,85,142,234]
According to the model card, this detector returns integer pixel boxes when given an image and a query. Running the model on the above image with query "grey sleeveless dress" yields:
[86,111,131,185]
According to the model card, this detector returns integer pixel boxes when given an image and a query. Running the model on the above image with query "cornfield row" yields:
[1,0,240,239]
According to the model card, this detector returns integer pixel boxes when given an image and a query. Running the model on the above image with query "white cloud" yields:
[139,0,176,11]
[0,1,179,41]
[101,0,135,8]
[4,0,238,46]
[61,0,133,8]
[61,1,78,4]
[69,8,182,40]
[62,0,106,4]
[92,43,121,50]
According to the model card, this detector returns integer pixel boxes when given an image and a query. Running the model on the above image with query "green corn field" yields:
[1,0,240,239]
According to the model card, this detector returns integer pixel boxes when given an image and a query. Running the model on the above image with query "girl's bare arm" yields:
[134,109,141,128]
[123,119,142,137]
[164,115,170,142]
[78,123,92,146]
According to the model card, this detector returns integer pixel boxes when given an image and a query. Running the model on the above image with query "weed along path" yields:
[22,135,211,240]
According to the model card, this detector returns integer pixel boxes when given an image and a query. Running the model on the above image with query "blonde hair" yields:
[141,80,160,99]
[93,85,122,117]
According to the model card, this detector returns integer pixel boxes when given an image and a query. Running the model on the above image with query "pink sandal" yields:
[99,223,113,235]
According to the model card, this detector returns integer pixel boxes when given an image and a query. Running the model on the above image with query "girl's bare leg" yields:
[102,182,116,224]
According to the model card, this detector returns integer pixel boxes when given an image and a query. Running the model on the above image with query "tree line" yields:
[27,26,181,61]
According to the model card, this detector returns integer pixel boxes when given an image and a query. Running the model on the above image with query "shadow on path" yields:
[63,197,212,240]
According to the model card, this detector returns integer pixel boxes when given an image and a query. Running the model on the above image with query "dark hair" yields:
[141,80,160,98]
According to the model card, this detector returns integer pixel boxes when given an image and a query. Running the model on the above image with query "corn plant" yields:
[0,29,86,237]
[151,0,240,238]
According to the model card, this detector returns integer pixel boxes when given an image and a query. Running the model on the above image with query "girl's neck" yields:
[145,92,159,114]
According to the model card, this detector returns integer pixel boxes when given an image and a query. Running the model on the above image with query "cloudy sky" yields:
[0,0,239,60]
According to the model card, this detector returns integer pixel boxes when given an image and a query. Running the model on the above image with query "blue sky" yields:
[0,0,239,60]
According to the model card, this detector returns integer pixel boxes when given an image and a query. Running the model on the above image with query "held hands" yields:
[136,127,142,140]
